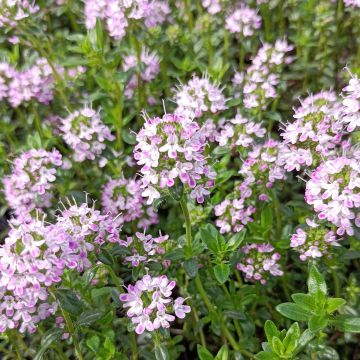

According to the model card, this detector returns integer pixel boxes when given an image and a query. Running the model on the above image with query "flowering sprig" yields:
[174,75,227,119]
[59,107,115,163]
[84,0,170,40]
[55,199,121,270]
[225,5,261,37]
[134,113,216,204]
[101,176,158,229]
[120,275,191,334]
[0,0,39,28]
[0,218,60,333]
[340,73,360,132]
[3,148,63,219]
[280,91,344,171]
[233,39,293,110]
[290,219,341,261]
[119,231,170,267]
[304,153,360,236]
[237,243,283,284]
[215,113,266,150]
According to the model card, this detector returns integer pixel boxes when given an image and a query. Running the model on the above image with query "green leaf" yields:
[122,128,137,145]
[77,310,105,326]
[155,344,170,360]
[308,316,328,332]
[295,329,314,355]
[199,224,220,255]
[261,205,273,228]
[330,316,360,333]
[227,229,246,251]
[326,298,346,314]
[307,265,327,295]
[97,248,115,266]
[271,336,284,356]
[291,293,316,311]
[184,258,198,278]
[214,264,230,284]
[86,335,101,353]
[255,351,278,360]
[197,344,214,360]
[56,289,84,315]
[264,320,280,343]
[276,303,312,321]
[34,328,63,360]
[283,323,300,355]
[215,345,229,360]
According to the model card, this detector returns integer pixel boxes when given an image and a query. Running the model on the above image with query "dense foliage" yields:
[0,0,360,359]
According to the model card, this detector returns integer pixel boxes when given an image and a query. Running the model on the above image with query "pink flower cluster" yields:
[84,0,170,40]
[305,153,360,236]
[290,219,340,261]
[174,75,227,118]
[341,74,360,131]
[101,176,158,229]
[119,232,169,267]
[280,91,343,171]
[233,39,293,110]
[344,0,360,8]
[0,219,60,333]
[225,5,261,37]
[134,113,216,204]
[59,107,115,163]
[215,197,256,234]
[0,199,121,334]
[0,59,54,107]
[56,200,121,269]
[240,139,287,192]
[237,243,283,284]
[123,49,160,99]
[0,0,39,28]
[201,0,222,14]
[3,149,63,219]
[120,275,190,334]
[215,113,266,150]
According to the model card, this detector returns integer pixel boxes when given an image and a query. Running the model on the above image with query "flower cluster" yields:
[233,39,293,110]
[237,243,283,284]
[0,219,61,333]
[123,49,160,99]
[304,154,360,236]
[290,219,340,261]
[119,232,169,267]
[215,113,266,150]
[215,198,256,234]
[120,275,190,334]
[240,139,287,193]
[55,200,121,270]
[344,0,360,8]
[3,149,63,219]
[202,0,222,14]
[134,113,216,204]
[174,75,227,118]
[0,59,54,107]
[84,0,170,40]
[59,107,115,163]
[340,74,360,132]
[225,5,261,37]
[101,176,158,229]
[0,0,39,28]
[280,91,343,171]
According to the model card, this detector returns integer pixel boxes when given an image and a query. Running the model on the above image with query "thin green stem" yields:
[61,309,84,360]
[184,0,194,31]
[130,332,138,360]
[7,331,25,360]
[106,265,124,293]
[180,197,192,251]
